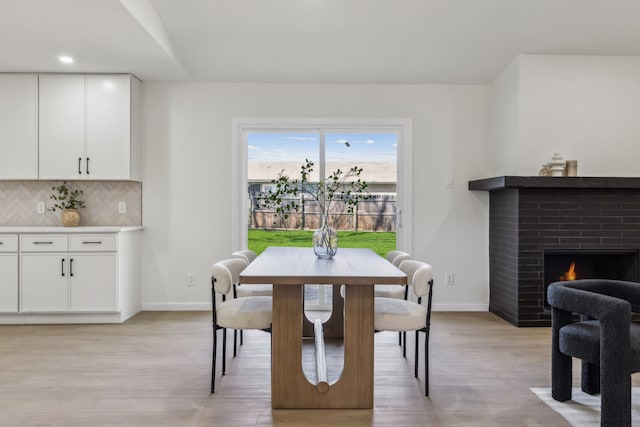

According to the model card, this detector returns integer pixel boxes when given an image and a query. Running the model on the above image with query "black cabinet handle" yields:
[34,241,53,245]
[86,157,90,175]
[70,258,74,277]
[78,157,82,175]
[82,241,102,245]
[61,258,65,277]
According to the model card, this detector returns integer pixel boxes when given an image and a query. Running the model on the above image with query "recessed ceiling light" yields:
[59,55,74,64]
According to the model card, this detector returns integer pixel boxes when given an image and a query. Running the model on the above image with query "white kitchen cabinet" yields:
[0,255,18,312]
[38,74,141,180]
[0,75,38,179]
[69,234,118,311]
[1,227,141,323]
[38,75,85,179]
[20,253,69,312]
[85,76,134,180]
[19,234,118,313]
[0,234,19,312]
[20,253,117,313]
[20,234,70,312]
[69,253,117,312]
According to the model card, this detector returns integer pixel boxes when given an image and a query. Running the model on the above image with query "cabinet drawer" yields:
[0,235,18,252]
[69,234,117,252]
[20,235,68,252]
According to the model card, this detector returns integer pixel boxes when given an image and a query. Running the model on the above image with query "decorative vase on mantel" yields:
[313,214,338,259]
[61,208,80,227]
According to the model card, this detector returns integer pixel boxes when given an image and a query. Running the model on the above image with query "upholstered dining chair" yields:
[374,250,412,352]
[374,260,434,396]
[231,249,257,263]
[375,250,411,299]
[547,279,640,427]
[230,250,272,355]
[231,250,272,297]
[339,251,410,300]
[211,258,272,393]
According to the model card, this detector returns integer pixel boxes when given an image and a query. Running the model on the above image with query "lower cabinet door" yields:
[69,253,117,312]
[20,253,68,312]
[0,254,18,312]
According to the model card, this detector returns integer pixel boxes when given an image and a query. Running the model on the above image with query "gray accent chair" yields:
[547,279,640,427]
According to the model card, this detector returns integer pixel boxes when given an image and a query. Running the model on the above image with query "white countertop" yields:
[0,226,144,233]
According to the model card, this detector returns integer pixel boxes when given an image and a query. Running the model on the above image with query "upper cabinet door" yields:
[85,76,131,180]
[38,75,85,179]
[0,75,38,179]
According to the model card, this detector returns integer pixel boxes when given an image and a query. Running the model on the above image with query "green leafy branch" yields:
[48,181,86,212]
[261,158,369,223]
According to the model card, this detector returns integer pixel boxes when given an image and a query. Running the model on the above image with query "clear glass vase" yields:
[313,214,338,259]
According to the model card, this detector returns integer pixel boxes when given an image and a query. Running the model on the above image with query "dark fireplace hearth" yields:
[543,249,639,308]
[470,176,640,326]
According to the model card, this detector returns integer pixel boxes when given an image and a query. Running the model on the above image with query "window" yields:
[244,127,404,308]
[232,118,412,258]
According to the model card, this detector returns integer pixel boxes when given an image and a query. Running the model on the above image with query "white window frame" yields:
[231,117,413,254]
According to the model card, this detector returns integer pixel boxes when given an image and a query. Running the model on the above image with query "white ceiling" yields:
[1,0,640,84]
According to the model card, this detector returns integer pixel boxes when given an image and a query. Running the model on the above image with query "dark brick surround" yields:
[470,177,640,326]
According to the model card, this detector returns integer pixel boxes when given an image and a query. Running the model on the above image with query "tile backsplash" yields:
[0,181,142,226]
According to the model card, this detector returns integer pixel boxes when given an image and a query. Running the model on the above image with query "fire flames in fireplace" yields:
[560,262,577,281]
[544,251,639,312]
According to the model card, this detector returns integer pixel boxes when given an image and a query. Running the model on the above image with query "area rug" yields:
[531,387,640,426]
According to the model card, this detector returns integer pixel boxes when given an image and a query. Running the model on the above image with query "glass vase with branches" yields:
[262,158,369,258]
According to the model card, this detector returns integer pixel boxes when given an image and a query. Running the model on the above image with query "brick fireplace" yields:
[469,176,640,326]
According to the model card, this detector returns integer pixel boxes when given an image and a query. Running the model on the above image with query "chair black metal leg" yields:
[211,326,217,393]
[414,330,419,378]
[398,331,402,346]
[425,329,429,396]
[241,330,243,346]
[403,331,407,357]
[233,329,238,357]
[222,328,227,376]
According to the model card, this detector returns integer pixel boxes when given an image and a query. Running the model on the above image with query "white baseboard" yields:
[432,303,489,312]
[0,312,126,324]
[142,303,211,311]
[141,302,489,312]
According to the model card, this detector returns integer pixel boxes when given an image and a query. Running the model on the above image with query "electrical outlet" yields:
[36,202,45,214]
[445,273,454,286]
[445,176,454,189]
[118,201,127,214]
[187,272,196,286]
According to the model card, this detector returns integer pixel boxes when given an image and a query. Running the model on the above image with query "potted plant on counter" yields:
[48,181,86,227]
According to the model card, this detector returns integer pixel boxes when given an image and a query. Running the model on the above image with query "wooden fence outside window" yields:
[248,192,397,232]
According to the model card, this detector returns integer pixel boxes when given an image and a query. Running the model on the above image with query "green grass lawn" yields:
[248,229,396,257]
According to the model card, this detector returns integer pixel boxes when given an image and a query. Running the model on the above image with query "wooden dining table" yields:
[239,246,407,409]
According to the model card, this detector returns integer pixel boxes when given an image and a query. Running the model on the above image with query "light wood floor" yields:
[0,311,590,426]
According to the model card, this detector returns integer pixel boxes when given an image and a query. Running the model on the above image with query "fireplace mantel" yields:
[469,176,640,191]
[469,176,640,326]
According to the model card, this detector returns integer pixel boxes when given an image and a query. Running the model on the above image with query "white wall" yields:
[502,55,640,176]
[141,83,490,311]
[487,57,520,177]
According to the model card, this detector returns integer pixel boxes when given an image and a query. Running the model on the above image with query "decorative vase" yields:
[313,214,338,259]
[548,152,565,177]
[61,208,80,227]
